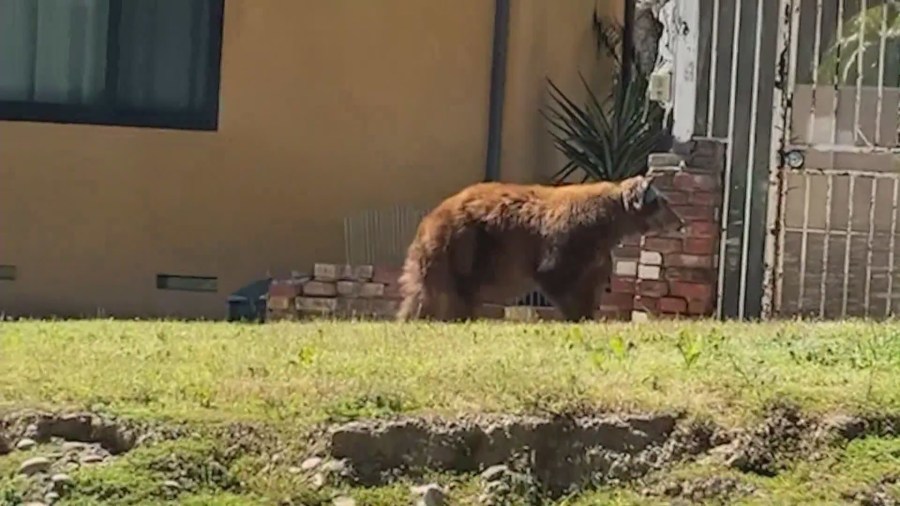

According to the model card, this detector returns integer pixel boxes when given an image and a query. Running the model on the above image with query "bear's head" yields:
[620,174,685,234]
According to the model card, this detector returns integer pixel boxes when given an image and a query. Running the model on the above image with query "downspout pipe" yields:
[621,0,635,85]
[483,0,510,182]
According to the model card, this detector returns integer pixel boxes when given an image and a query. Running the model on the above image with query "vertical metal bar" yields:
[716,0,745,319]
[706,0,721,137]
[886,178,899,317]
[343,216,351,264]
[673,0,701,142]
[767,0,803,318]
[830,0,845,145]
[864,177,877,317]
[853,0,867,145]
[798,175,812,311]
[875,1,888,146]
[819,173,833,318]
[483,0,510,182]
[841,174,855,317]
[738,0,768,319]
[808,0,825,143]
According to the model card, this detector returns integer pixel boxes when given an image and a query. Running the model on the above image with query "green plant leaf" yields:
[543,15,665,184]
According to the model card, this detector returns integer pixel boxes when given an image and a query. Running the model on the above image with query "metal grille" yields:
[768,0,900,319]
[342,205,430,266]
[779,169,900,318]
[673,0,899,319]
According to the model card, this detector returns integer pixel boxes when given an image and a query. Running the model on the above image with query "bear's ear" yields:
[622,175,653,211]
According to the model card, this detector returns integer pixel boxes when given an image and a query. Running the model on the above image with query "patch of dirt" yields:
[317,404,900,501]
[324,411,717,497]
[0,410,148,505]
[1,410,143,455]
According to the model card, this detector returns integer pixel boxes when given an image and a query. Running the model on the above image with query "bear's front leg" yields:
[535,263,603,322]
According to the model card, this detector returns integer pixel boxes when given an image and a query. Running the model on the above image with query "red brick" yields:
[340,299,398,319]
[674,172,718,191]
[336,280,361,297]
[670,281,713,301]
[658,297,687,314]
[304,281,337,297]
[666,254,713,269]
[313,263,341,281]
[372,265,402,285]
[673,205,714,222]
[665,267,716,284]
[342,265,374,281]
[609,275,636,294]
[535,307,564,321]
[687,220,719,237]
[650,173,676,190]
[683,237,718,255]
[637,280,668,297]
[693,191,721,207]
[477,303,506,320]
[687,298,714,315]
[600,292,635,310]
[267,295,293,311]
[663,190,690,205]
[643,237,682,254]
[359,282,385,298]
[268,280,303,298]
[296,297,338,313]
[634,296,658,312]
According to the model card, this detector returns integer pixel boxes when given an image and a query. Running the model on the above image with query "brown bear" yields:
[396,174,684,322]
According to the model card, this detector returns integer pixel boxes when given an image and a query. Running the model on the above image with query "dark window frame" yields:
[0,0,225,132]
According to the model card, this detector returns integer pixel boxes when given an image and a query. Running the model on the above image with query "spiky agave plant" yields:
[542,15,666,183]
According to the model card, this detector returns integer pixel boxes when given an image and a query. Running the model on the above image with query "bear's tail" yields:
[396,242,426,322]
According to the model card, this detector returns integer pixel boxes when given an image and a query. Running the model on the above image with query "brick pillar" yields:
[605,141,725,321]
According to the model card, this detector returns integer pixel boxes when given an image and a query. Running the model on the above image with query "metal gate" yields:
[766,0,900,319]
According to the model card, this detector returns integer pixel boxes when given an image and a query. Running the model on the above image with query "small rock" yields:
[820,414,866,441]
[23,502,46,506]
[80,454,104,464]
[300,456,323,471]
[663,482,683,496]
[24,423,39,439]
[333,496,356,506]
[310,473,326,489]
[162,480,181,490]
[321,458,347,474]
[19,456,52,476]
[288,466,302,474]
[61,442,88,452]
[44,492,60,504]
[411,483,446,506]
[480,464,509,482]
[51,473,74,490]
[16,438,37,451]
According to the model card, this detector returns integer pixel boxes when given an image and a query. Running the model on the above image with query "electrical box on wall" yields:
[648,69,671,103]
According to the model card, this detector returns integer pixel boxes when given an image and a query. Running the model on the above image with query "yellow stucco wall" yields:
[0,0,621,319]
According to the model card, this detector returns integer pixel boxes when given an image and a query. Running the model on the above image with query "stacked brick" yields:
[266,263,404,321]
[606,145,723,321]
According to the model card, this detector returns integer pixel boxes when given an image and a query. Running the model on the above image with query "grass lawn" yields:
[1,319,899,504]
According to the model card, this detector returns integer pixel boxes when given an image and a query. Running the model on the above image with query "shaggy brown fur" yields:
[396,174,685,322]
